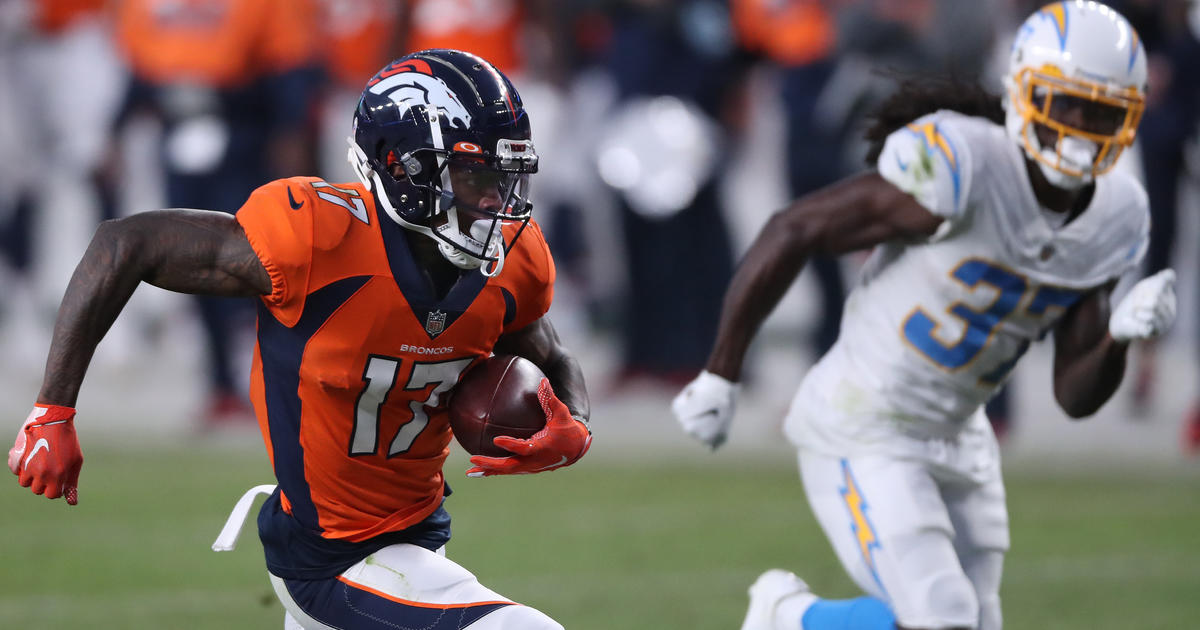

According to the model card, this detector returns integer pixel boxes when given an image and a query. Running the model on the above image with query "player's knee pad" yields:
[892,564,984,628]
[469,603,564,630]
[898,569,979,629]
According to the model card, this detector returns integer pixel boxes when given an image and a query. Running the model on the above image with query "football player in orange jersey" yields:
[8,49,591,629]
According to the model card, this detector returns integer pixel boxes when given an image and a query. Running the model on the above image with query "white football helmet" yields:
[1004,1,1147,189]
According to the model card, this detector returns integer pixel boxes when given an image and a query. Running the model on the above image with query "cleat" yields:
[740,569,816,630]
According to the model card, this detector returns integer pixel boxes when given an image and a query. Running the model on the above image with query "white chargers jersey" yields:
[786,110,1148,455]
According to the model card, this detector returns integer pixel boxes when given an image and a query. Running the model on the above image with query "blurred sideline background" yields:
[0,1,1198,628]
[0,0,1197,461]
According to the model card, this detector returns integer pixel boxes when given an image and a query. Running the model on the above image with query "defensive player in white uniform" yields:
[672,3,1176,629]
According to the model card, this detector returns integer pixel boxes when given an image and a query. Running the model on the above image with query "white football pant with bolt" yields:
[796,411,1006,630]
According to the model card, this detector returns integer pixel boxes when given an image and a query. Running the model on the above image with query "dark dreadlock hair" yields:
[863,74,1004,167]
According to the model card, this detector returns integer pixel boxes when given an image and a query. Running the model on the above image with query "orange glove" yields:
[8,404,82,505]
[466,379,590,477]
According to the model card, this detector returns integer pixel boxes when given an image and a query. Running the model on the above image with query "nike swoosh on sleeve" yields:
[287,187,304,210]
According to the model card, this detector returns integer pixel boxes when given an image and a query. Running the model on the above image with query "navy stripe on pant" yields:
[283,574,512,629]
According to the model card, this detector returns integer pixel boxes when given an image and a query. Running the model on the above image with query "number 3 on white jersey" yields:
[902,258,1080,382]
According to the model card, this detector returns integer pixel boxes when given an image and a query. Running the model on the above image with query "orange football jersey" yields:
[236,176,554,543]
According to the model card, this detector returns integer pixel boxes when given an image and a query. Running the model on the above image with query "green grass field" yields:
[1,442,1198,629]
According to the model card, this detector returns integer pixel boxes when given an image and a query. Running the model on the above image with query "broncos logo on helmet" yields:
[367,60,473,131]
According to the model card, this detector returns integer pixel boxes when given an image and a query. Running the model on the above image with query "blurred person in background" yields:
[100,0,322,427]
[732,0,847,366]
[314,0,402,183]
[1179,2,1200,455]
[673,3,1176,629]
[595,0,747,389]
[395,0,561,80]
[9,48,591,629]
[0,0,120,361]
[1107,1,1200,436]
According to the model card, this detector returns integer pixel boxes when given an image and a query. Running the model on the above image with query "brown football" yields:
[447,355,547,457]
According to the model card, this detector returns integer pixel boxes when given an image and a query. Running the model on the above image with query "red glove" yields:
[8,404,82,505]
[466,379,591,477]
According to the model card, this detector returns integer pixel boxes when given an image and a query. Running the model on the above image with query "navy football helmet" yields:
[348,49,538,276]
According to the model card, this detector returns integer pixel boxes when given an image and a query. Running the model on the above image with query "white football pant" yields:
[270,543,562,629]
[797,426,1007,629]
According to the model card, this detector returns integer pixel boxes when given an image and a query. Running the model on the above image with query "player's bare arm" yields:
[675,173,947,449]
[39,210,270,406]
[705,173,945,381]
[1051,284,1126,418]
[1053,267,1177,418]
[493,316,589,423]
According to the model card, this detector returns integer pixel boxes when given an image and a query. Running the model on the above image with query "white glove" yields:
[1110,269,1177,342]
[671,371,739,450]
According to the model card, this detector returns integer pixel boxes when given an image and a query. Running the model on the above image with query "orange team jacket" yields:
[320,0,400,89]
[236,176,554,543]
[405,0,525,75]
[34,0,106,34]
[731,0,834,67]
[115,0,318,87]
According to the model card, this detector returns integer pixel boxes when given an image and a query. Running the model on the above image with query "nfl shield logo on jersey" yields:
[425,310,447,336]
